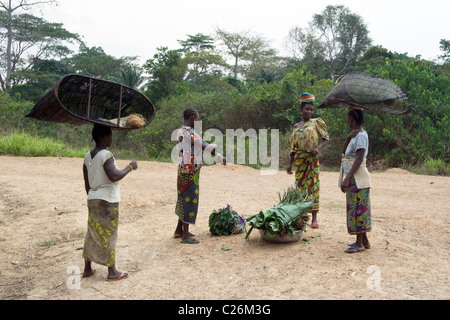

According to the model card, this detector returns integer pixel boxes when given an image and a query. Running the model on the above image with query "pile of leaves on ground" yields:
[245,186,313,240]
[209,205,245,236]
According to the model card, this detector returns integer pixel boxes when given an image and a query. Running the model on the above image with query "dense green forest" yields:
[1,2,449,175]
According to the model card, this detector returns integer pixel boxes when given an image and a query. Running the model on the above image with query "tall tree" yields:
[439,39,450,62]
[286,26,326,77]
[0,0,78,91]
[286,5,371,81]
[178,33,228,87]
[67,43,136,80]
[8,57,72,101]
[215,27,252,78]
[353,45,395,71]
[178,33,215,53]
[241,34,281,82]
[215,27,281,81]
[114,65,145,90]
[143,46,186,103]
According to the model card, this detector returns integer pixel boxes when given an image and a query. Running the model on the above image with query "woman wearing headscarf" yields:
[82,125,137,281]
[339,107,372,253]
[174,108,226,244]
[287,93,329,229]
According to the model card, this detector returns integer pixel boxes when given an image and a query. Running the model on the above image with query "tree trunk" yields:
[5,0,13,91]
[2,0,58,92]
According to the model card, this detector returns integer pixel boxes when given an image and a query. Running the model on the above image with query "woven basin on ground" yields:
[26,74,156,131]
[318,72,411,115]
[259,230,303,244]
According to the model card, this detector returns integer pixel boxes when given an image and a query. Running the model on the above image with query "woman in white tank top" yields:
[82,125,137,281]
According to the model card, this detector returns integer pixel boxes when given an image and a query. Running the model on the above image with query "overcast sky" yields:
[34,0,450,64]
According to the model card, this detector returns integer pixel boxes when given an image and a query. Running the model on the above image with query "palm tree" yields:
[255,68,281,84]
[115,66,146,90]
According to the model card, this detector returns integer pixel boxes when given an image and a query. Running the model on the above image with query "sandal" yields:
[345,247,365,254]
[181,238,199,244]
[106,272,129,282]
[348,242,371,249]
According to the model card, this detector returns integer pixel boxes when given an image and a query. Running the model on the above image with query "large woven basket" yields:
[318,72,411,115]
[26,74,156,131]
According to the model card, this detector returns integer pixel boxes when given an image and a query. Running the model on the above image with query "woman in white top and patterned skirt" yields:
[82,125,137,281]
[339,107,372,253]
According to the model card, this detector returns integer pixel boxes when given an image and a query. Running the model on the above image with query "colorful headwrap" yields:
[300,93,315,103]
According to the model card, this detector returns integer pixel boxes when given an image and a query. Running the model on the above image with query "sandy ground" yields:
[0,156,449,300]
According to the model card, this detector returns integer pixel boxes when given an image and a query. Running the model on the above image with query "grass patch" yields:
[423,158,449,176]
[39,240,55,247]
[407,158,449,176]
[0,132,89,158]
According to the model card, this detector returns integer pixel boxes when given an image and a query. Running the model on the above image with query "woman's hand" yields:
[129,161,138,170]
[311,138,328,157]
[310,148,319,156]
[217,155,227,165]
[341,177,350,193]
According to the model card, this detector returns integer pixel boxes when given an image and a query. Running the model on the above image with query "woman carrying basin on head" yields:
[82,125,137,281]
[339,106,372,253]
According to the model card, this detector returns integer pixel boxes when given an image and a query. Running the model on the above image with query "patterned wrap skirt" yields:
[175,170,200,224]
[83,200,119,267]
[346,178,372,235]
[294,151,320,213]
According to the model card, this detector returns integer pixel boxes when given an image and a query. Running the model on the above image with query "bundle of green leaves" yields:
[245,186,313,239]
[209,205,245,236]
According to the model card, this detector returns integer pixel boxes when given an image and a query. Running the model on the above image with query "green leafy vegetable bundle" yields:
[245,186,313,240]
[209,205,245,236]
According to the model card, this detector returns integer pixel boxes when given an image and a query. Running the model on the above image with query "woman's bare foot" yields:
[311,212,319,228]
[83,260,96,278]
[82,268,96,278]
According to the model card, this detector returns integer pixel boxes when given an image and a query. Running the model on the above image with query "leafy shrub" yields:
[423,158,448,176]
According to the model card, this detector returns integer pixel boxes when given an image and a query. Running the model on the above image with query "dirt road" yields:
[0,156,448,300]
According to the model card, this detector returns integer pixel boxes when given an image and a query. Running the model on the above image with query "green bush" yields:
[423,158,448,176]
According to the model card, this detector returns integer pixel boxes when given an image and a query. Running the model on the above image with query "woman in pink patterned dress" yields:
[174,109,226,244]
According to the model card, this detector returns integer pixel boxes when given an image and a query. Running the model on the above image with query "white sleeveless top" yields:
[84,149,120,203]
